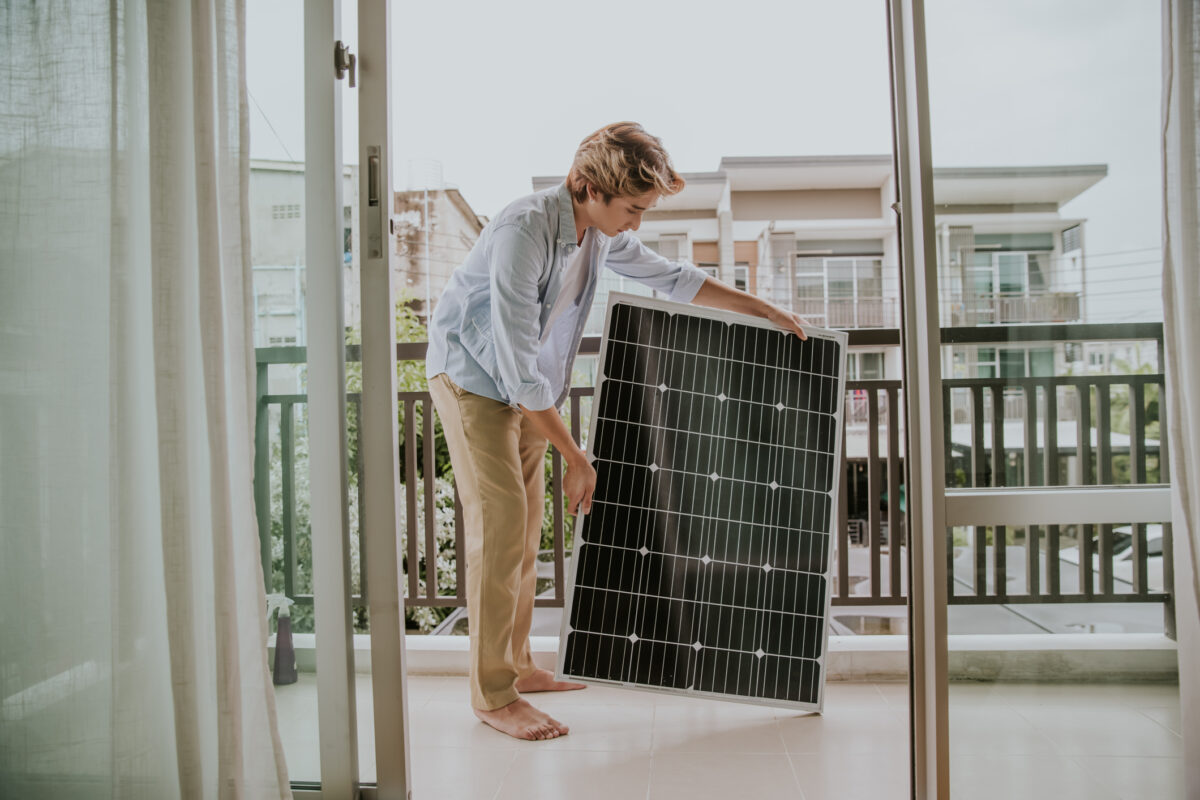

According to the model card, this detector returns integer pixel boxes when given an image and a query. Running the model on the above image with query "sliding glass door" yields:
[897,1,1182,797]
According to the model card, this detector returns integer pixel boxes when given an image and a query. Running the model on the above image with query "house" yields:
[535,156,1106,388]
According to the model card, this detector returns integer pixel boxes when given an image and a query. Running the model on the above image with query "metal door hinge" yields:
[334,41,356,88]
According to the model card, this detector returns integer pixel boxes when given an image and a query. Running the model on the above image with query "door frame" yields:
[886,0,951,796]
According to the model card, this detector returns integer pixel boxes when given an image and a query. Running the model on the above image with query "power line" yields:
[1075,272,1163,286]
[249,89,296,163]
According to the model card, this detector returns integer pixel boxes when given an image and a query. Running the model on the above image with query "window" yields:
[974,347,997,379]
[272,203,301,220]
[793,255,888,327]
[959,346,1055,379]
[697,263,719,280]
[1029,347,1054,378]
[968,250,1051,296]
[1062,224,1082,254]
[655,233,688,262]
[999,348,1026,378]
[733,264,749,293]
[847,351,886,380]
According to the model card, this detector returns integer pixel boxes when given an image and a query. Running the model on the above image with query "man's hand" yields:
[564,450,596,516]
[519,406,597,515]
[692,277,809,339]
[763,304,809,340]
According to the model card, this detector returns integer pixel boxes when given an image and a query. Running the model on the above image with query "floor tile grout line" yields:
[780,738,808,800]
[1132,706,1184,739]
[1005,704,1087,759]
[487,749,521,800]
[1063,752,1135,800]
[644,745,655,800]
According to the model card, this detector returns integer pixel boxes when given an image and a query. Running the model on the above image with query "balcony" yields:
[270,673,1182,796]
[255,322,1178,796]
[944,291,1083,325]
[794,296,900,328]
[255,323,1169,634]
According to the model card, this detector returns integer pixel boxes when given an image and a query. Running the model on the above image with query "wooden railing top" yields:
[255,322,1166,364]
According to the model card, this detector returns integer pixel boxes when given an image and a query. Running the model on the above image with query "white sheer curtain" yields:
[1163,0,1200,795]
[0,1,289,797]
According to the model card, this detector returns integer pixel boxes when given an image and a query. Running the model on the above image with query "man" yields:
[426,122,807,741]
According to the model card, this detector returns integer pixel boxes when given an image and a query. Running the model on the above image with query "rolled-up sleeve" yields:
[487,223,556,411]
[603,232,711,303]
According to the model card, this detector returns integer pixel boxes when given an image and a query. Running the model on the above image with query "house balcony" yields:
[794,296,900,328]
[254,321,1179,798]
[944,291,1083,325]
[271,671,1182,798]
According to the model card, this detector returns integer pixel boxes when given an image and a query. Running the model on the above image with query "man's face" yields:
[587,187,659,237]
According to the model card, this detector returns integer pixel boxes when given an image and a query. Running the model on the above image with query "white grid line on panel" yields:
[592,456,830,497]
[607,334,839,381]
[588,498,833,541]
[571,627,822,664]
[601,375,837,418]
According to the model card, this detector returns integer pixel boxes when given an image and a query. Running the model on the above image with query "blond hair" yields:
[566,122,685,204]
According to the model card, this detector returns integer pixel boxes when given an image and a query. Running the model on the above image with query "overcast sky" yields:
[246,0,1163,323]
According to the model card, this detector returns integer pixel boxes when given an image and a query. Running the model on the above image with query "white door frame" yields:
[304,1,360,797]
[356,1,414,797]
[887,0,950,797]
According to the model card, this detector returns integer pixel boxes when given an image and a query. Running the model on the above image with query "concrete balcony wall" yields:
[270,632,1179,683]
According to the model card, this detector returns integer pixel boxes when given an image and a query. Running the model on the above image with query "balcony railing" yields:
[944,291,1082,325]
[794,297,899,328]
[253,323,1171,631]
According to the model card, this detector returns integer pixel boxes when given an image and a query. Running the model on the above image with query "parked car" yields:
[1057,524,1164,592]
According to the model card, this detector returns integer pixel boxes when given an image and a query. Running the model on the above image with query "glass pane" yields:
[733,265,750,292]
[827,258,856,298]
[1027,252,1048,292]
[246,1,322,785]
[797,274,826,300]
[861,352,885,380]
[997,252,1026,293]
[382,1,910,795]
[926,2,1179,797]
[1030,348,1054,378]
[998,348,1026,378]
[856,258,884,298]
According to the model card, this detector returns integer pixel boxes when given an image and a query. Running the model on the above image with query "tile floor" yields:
[273,675,1183,799]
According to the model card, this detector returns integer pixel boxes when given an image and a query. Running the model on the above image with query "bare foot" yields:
[474,697,570,741]
[514,668,587,694]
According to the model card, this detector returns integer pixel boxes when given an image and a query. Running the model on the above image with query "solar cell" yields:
[557,293,848,711]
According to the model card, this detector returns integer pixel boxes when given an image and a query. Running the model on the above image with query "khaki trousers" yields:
[427,373,548,710]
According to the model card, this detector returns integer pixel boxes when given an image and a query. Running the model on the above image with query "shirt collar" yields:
[555,182,579,249]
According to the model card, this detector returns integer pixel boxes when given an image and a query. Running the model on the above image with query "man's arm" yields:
[519,405,596,516]
[691,276,809,340]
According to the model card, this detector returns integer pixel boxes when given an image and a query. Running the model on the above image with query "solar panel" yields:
[556,293,848,712]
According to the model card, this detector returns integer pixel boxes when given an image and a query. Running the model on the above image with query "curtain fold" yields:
[1,1,289,797]
[1162,1,1200,796]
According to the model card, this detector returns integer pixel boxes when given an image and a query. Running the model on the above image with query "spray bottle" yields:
[267,593,298,685]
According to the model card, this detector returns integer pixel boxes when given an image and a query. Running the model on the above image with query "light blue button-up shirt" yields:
[426,182,710,411]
